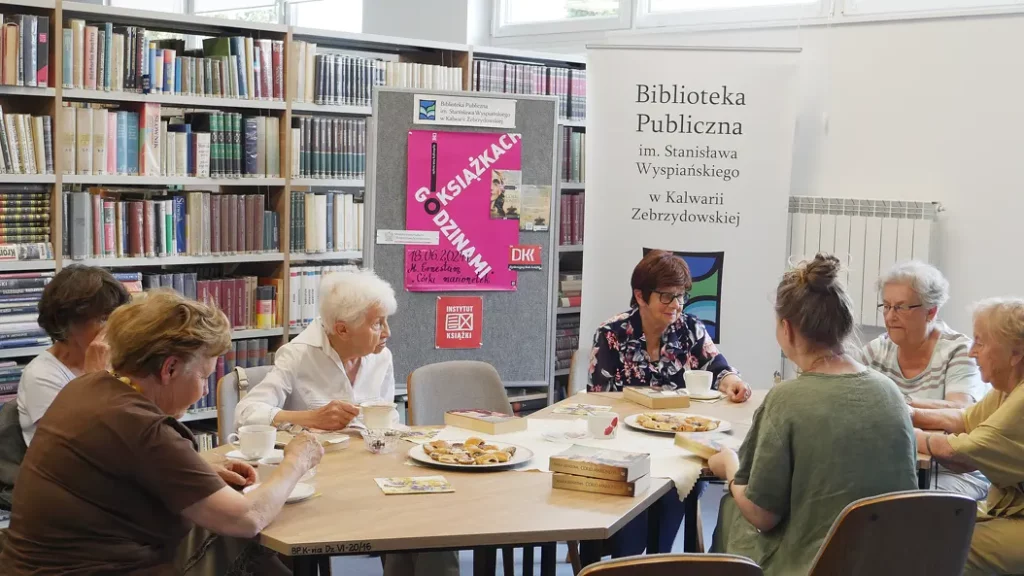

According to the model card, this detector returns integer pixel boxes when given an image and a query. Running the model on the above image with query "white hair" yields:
[319,269,397,328]
[878,261,950,311]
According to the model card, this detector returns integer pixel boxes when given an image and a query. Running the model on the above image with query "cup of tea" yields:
[684,370,714,395]
[227,425,276,460]
[257,453,317,484]
[587,412,619,439]
[360,400,397,430]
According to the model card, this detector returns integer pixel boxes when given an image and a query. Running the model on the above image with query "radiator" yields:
[786,197,941,329]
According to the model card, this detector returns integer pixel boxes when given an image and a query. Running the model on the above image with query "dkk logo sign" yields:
[509,245,542,271]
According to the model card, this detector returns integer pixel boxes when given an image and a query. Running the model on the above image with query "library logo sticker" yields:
[436,296,483,349]
[509,244,543,271]
[414,94,517,129]
[418,100,436,120]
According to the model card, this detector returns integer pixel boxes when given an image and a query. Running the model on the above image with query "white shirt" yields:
[17,350,77,446]
[235,317,396,428]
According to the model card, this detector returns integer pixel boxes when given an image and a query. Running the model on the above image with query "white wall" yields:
[482,14,1024,336]
[362,0,470,43]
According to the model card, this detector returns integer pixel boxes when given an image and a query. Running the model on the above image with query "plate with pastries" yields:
[624,412,732,435]
[408,437,534,471]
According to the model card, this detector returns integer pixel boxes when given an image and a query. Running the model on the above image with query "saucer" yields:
[243,482,315,503]
[226,448,284,461]
[687,390,724,401]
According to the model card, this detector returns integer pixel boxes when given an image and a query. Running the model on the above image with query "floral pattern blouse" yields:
[588,307,738,392]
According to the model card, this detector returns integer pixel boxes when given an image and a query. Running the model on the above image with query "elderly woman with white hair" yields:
[236,269,397,431]
[860,261,990,500]
[911,298,1024,576]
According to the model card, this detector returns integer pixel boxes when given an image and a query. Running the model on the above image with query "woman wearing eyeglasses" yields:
[588,249,752,402]
[860,261,990,500]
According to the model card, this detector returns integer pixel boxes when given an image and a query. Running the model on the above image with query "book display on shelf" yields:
[473,59,585,121]
[290,190,363,254]
[561,127,585,184]
[2,12,49,88]
[0,270,51,355]
[188,336,274,418]
[0,359,30,406]
[288,264,358,331]
[555,314,579,373]
[290,116,365,180]
[559,193,584,247]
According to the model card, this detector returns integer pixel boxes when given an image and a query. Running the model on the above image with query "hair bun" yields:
[802,254,841,293]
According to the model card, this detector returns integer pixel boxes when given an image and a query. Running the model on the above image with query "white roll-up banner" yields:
[581,45,801,387]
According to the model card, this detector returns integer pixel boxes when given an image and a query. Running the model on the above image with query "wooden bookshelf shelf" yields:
[73,253,285,267]
[0,174,55,184]
[559,119,586,128]
[231,328,285,340]
[289,178,365,188]
[0,0,56,10]
[558,245,584,253]
[561,182,585,191]
[290,251,363,262]
[558,307,581,315]
[180,409,217,423]
[62,175,286,186]
[290,102,372,116]
[61,2,288,36]
[0,346,49,360]
[0,260,56,271]
[0,86,55,98]
[62,89,287,111]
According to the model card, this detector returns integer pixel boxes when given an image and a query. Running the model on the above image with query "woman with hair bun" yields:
[708,254,918,576]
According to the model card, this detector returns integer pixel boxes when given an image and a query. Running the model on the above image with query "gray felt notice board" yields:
[365,88,558,394]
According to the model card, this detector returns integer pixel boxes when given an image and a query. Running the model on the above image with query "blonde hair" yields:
[973,297,1024,352]
[106,289,231,376]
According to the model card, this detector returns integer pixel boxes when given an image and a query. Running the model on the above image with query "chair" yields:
[808,490,975,576]
[406,361,512,426]
[578,553,763,576]
[216,365,273,444]
[567,345,593,397]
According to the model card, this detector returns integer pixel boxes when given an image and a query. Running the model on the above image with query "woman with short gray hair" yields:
[860,260,990,500]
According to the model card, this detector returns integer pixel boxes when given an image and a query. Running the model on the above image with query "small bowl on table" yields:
[360,429,403,454]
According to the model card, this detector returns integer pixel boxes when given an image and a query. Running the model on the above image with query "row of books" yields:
[290,191,364,254]
[193,430,218,451]
[551,446,651,498]
[0,186,51,248]
[0,271,51,353]
[116,270,281,330]
[473,60,586,121]
[0,109,53,176]
[1,13,48,87]
[0,360,28,399]
[289,264,357,329]
[65,22,284,101]
[291,41,463,105]
[63,190,280,260]
[290,116,365,180]
[562,127,586,184]
[63,104,282,178]
[555,313,580,372]
[190,337,275,414]
[559,194,585,247]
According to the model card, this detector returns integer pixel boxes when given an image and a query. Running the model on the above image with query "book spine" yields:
[35,16,47,87]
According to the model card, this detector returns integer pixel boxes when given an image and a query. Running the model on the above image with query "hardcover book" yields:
[443,409,527,435]
[548,445,651,483]
[623,386,692,410]
[552,473,651,497]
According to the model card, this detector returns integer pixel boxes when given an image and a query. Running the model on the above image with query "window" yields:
[287,0,362,32]
[193,0,279,23]
[843,0,1017,15]
[110,0,184,12]
[494,0,632,37]
[636,0,823,27]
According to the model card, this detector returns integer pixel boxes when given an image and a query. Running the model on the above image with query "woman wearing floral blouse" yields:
[589,249,752,402]
[584,250,753,559]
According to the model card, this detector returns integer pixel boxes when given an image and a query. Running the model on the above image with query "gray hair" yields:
[319,269,397,328]
[878,261,949,311]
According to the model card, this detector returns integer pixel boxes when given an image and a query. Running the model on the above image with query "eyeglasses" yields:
[877,303,924,314]
[652,290,688,305]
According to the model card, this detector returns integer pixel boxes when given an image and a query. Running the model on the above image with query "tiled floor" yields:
[329,484,726,575]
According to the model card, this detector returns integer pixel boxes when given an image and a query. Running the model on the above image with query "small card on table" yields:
[400,427,444,444]
[552,403,613,416]
[375,476,455,495]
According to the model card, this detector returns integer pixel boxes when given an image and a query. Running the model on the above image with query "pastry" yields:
[636,413,722,433]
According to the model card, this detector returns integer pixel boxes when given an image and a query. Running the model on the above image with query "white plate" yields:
[408,441,534,471]
[226,448,284,461]
[624,413,732,435]
[688,390,724,401]
[243,482,315,503]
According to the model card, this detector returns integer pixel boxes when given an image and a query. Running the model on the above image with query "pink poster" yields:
[405,130,522,292]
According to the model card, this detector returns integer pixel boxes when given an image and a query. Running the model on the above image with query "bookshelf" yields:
[0,0,587,419]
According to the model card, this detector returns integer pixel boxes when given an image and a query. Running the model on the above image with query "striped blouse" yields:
[860,322,989,401]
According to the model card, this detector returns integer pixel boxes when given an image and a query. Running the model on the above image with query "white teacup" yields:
[684,370,714,395]
[227,425,276,460]
[587,412,618,440]
[360,401,396,430]
[257,453,316,483]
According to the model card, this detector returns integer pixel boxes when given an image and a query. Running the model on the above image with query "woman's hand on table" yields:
[217,461,257,489]
[283,431,324,474]
[720,375,752,403]
[309,400,361,431]
[708,448,740,481]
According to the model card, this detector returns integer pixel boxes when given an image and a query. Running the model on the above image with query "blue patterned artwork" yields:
[643,248,725,343]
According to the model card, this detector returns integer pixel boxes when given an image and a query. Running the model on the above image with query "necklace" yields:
[109,371,143,394]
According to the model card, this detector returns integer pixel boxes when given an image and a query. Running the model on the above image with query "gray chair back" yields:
[808,490,975,576]
[568,345,593,396]
[578,553,763,576]
[0,401,26,510]
[217,365,273,444]
[406,361,512,426]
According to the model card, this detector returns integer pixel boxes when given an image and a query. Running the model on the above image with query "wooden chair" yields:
[808,490,975,576]
[578,553,763,576]
[216,365,273,444]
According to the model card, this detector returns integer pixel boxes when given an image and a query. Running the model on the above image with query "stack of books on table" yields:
[0,271,50,352]
[444,409,527,435]
[550,445,652,497]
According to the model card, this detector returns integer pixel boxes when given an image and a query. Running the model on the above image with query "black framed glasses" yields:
[652,290,688,305]
[877,303,924,314]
